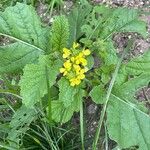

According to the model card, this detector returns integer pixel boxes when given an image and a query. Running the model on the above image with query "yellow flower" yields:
[70,78,81,86]
[73,65,81,74]
[70,57,75,62]
[75,79,81,85]
[63,71,68,76]
[63,60,72,69]
[75,55,87,66]
[78,52,84,57]
[73,42,79,49]
[84,67,88,72]
[70,81,76,86]
[59,68,68,76]
[80,58,87,66]
[75,59,80,65]
[63,48,71,58]
[60,43,91,86]
[77,74,85,80]
[83,49,91,56]
[60,68,65,73]
[80,69,86,74]
[73,64,81,70]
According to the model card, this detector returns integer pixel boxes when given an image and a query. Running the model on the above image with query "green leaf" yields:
[82,6,147,41]
[81,5,111,39]
[90,85,106,104]
[101,8,147,38]
[51,101,74,123]
[20,55,62,107]
[8,105,37,148]
[68,4,91,46]
[93,39,118,66]
[113,74,150,102]
[105,41,118,65]
[0,42,42,73]
[96,45,150,149]
[0,123,10,133]
[73,89,85,112]
[124,49,150,75]
[106,52,150,149]
[86,55,94,70]
[93,5,112,19]
[0,3,50,73]
[52,89,84,123]
[0,0,12,11]
[115,49,150,86]
[107,95,150,150]
[58,78,78,107]
[10,105,37,129]
[51,15,69,52]
[0,3,48,49]
[112,146,121,150]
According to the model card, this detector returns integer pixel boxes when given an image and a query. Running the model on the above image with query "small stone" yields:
[49,18,54,23]
[87,104,97,114]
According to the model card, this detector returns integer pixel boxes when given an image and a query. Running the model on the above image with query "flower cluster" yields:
[60,43,91,86]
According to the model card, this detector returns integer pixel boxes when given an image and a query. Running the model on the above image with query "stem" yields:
[47,0,55,25]
[0,144,16,150]
[45,66,52,122]
[88,21,102,40]
[3,98,15,113]
[92,40,133,150]
[80,100,85,150]
[49,0,55,20]
[104,121,108,150]
[0,89,22,100]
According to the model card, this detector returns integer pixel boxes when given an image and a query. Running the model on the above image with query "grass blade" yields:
[92,40,133,149]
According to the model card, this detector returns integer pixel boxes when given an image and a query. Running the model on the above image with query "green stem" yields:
[92,40,133,150]
[31,0,35,6]
[49,0,55,19]
[0,89,22,100]
[47,0,55,25]
[80,100,85,150]
[2,98,15,113]
[104,121,108,150]
[0,144,16,150]
[45,66,52,122]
